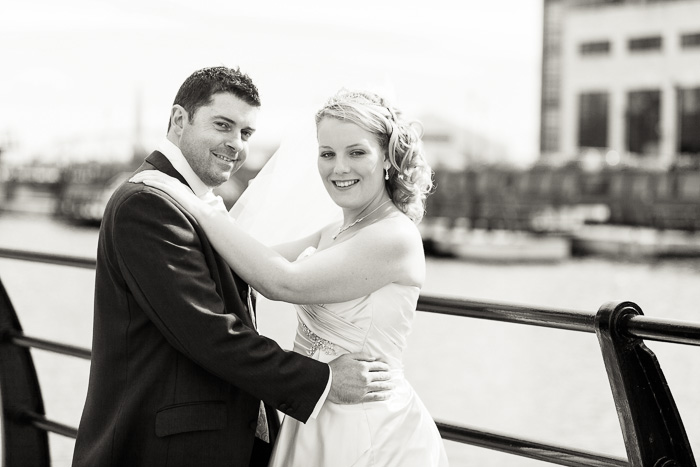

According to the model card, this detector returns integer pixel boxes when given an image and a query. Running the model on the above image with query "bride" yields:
[131,89,449,467]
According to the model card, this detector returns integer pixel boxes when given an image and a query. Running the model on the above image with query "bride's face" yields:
[316,117,387,212]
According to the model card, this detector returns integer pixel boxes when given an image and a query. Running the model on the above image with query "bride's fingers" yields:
[129,176,158,185]
[129,171,156,182]
[129,171,178,186]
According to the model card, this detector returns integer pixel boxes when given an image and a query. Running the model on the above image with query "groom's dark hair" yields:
[167,66,261,131]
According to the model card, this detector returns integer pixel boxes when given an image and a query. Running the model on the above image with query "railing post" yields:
[595,301,696,467]
[0,277,50,467]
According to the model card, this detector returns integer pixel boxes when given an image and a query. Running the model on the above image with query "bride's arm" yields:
[130,171,421,304]
[196,206,418,304]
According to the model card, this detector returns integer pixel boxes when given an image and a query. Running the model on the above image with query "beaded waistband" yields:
[300,322,338,357]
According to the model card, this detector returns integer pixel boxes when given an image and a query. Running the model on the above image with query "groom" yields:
[72,66,392,467]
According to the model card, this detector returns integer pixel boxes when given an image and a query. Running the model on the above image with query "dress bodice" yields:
[292,247,420,369]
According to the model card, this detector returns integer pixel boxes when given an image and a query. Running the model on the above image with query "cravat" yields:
[247,287,269,443]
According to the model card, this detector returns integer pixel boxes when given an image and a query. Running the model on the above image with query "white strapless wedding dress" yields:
[268,247,449,467]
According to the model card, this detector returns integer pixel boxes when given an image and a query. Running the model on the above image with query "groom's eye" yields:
[215,121,230,130]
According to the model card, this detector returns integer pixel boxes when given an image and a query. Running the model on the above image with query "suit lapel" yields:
[138,151,257,329]
[142,151,190,187]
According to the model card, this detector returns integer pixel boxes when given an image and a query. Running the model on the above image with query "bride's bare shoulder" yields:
[365,212,423,250]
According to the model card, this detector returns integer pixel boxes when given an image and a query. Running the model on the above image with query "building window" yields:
[578,92,608,148]
[541,109,560,154]
[628,36,663,52]
[678,87,700,155]
[626,90,661,155]
[681,32,700,49]
[580,41,611,56]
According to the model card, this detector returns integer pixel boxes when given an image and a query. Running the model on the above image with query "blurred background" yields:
[2,0,700,466]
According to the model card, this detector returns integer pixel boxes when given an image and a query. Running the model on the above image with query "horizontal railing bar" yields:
[23,411,78,438]
[418,295,596,332]
[625,314,700,347]
[0,247,96,269]
[17,412,633,464]
[418,296,700,346]
[436,421,628,467]
[2,248,699,346]
[11,333,92,359]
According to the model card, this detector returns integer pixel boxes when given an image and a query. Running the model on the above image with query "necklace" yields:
[332,199,391,240]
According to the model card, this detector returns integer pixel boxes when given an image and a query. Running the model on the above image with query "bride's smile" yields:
[332,179,359,188]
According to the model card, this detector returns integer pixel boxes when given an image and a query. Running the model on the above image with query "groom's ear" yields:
[170,105,187,136]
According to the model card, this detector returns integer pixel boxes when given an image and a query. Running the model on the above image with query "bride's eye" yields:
[319,151,334,158]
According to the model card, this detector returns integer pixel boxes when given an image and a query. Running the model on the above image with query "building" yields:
[540,0,700,168]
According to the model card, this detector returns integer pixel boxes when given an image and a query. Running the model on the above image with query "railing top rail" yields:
[418,295,700,347]
[2,247,700,347]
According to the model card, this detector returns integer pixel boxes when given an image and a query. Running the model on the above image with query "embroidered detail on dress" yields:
[301,322,337,357]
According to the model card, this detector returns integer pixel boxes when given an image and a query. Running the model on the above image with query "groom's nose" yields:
[225,133,244,155]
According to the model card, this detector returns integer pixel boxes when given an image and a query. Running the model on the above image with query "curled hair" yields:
[167,66,261,131]
[315,89,433,223]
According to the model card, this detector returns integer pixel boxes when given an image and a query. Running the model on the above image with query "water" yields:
[1,212,700,466]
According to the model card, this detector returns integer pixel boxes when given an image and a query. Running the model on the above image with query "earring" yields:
[384,167,389,180]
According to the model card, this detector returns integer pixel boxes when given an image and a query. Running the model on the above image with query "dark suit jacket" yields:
[72,152,329,467]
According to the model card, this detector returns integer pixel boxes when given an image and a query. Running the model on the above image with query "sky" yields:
[0,0,543,167]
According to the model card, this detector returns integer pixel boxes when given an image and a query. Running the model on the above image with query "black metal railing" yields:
[1,247,699,467]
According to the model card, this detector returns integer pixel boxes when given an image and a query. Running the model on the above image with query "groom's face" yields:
[175,92,259,188]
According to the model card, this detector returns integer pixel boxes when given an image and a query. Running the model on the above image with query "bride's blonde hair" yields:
[315,89,433,224]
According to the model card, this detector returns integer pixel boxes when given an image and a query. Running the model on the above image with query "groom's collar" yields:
[154,137,212,197]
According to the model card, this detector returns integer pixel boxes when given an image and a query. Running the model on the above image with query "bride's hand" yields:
[129,171,204,214]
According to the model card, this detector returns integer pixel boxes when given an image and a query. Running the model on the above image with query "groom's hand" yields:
[327,353,394,404]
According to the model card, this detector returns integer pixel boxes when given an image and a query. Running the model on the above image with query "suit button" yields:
[279,403,288,411]
[249,420,257,430]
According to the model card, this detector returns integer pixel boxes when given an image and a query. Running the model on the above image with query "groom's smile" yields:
[213,151,239,163]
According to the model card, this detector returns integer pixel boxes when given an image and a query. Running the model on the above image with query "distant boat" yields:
[449,229,571,263]
[572,225,700,258]
[421,219,571,263]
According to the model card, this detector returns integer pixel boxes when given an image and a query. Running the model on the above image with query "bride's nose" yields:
[333,155,350,174]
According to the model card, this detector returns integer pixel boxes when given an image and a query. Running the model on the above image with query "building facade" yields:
[540,0,700,168]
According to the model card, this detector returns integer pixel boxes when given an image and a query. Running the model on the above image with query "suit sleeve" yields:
[112,187,329,422]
